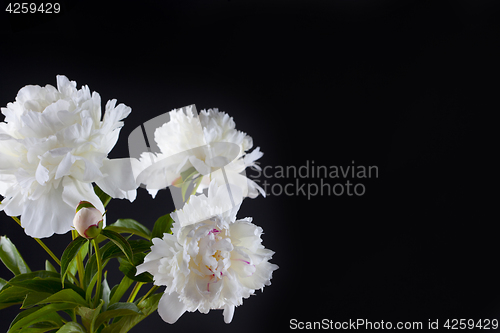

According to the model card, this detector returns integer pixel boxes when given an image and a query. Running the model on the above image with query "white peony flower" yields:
[136,182,278,324]
[135,106,265,200]
[0,75,138,238]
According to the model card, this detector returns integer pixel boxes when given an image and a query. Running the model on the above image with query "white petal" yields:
[223,304,235,324]
[0,190,24,216]
[243,147,263,168]
[135,258,161,277]
[239,261,278,290]
[82,158,104,182]
[158,292,186,324]
[95,158,138,201]
[35,163,50,185]
[55,152,76,179]
[21,185,74,238]
[189,156,211,175]
[49,147,72,157]
[147,236,177,261]
[247,178,266,198]
[147,188,159,199]
[56,75,77,97]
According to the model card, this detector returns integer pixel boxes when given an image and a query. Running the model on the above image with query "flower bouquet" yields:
[0,76,277,332]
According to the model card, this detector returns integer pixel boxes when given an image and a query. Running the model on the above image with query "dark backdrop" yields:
[0,0,498,332]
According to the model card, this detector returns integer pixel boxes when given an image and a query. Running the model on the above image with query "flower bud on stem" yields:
[73,201,104,239]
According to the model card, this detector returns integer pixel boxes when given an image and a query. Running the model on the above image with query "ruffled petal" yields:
[21,184,74,238]
[55,152,76,180]
[0,189,25,216]
[56,75,77,97]
[135,258,161,277]
[35,162,50,185]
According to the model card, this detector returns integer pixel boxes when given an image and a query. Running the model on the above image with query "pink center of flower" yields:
[208,228,220,235]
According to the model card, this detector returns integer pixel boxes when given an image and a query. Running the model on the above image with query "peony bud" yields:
[73,201,103,239]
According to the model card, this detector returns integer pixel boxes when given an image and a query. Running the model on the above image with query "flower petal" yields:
[94,158,138,202]
[243,146,263,169]
[0,190,24,216]
[158,292,187,324]
[223,304,235,324]
[21,184,74,238]
[189,155,211,176]
[135,258,161,277]
[35,162,50,185]
[55,152,76,180]
[56,75,77,97]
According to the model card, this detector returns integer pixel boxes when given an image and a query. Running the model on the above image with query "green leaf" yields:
[83,253,99,290]
[37,289,88,307]
[94,184,112,208]
[9,277,86,300]
[0,285,31,309]
[76,299,104,333]
[101,230,134,264]
[9,270,61,283]
[102,273,110,311]
[9,302,76,332]
[8,306,43,330]
[102,239,152,262]
[45,260,58,273]
[0,277,8,289]
[105,219,151,240]
[94,302,142,329]
[66,241,89,285]
[137,292,162,315]
[61,236,88,286]
[0,236,31,276]
[21,292,52,309]
[10,326,60,333]
[101,293,162,333]
[118,254,154,283]
[109,276,133,305]
[151,214,174,240]
[85,270,99,304]
[56,322,87,333]
[95,233,108,244]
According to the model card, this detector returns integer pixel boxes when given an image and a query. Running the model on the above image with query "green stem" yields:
[72,230,86,289]
[127,282,144,303]
[11,216,61,266]
[92,238,103,308]
[185,176,203,204]
[138,285,158,305]
[69,309,76,322]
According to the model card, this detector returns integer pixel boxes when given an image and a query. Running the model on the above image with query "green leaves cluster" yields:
[0,207,174,333]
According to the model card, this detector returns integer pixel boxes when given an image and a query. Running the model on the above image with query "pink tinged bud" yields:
[73,207,103,239]
[76,200,96,213]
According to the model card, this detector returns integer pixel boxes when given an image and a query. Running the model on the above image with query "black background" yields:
[0,0,498,332]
